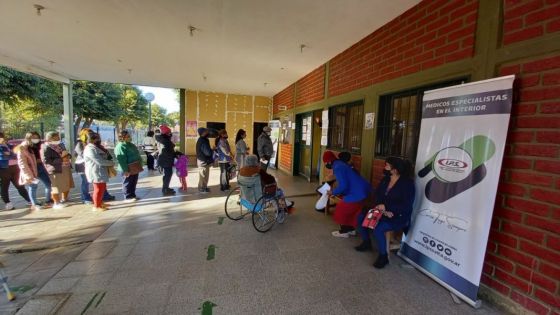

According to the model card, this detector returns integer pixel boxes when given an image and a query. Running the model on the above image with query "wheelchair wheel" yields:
[252,196,279,233]
[224,187,248,220]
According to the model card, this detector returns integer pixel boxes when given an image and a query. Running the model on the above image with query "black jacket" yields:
[155,134,176,168]
[196,136,213,166]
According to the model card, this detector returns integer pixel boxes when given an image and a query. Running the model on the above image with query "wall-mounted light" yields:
[188,25,199,37]
[127,69,132,74]
[264,82,270,87]
[202,74,207,82]
[34,4,45,16]
[300,44,307,53]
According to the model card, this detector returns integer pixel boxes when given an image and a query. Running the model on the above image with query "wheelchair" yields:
[224,181,287,233]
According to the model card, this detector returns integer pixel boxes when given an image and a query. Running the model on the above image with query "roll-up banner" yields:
[268,120,281,169]
[399,75,515,308]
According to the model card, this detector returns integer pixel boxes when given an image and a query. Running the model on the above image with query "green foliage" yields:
[116,86,149,130]
[0,66,62,111]
[167,111,180,125]
[72,81,123,128]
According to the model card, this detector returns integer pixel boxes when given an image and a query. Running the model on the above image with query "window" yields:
[328,101,364,154]
[375,78,468,160]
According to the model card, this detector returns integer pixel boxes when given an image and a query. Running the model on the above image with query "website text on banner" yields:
[399,75,515,308]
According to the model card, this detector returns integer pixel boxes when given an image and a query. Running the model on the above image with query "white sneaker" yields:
[348,230,357,236]
[5,202,14,210]
[123,198,137,203]
[331,231,351,238]
[52,203,66,209]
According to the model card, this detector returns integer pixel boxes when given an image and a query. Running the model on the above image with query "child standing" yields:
[175,152,189,191]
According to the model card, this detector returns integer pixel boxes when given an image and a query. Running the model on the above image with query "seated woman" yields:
[356,156,415,269]
[238,155,294,209]
[323,151,372,238]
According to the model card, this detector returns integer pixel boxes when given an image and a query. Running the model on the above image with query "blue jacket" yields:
[0,144,16,169]
[332,160,371,203]
[375,175,415,226]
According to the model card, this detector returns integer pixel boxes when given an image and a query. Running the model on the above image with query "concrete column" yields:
[179,88,186,153]
[62,82,75,146]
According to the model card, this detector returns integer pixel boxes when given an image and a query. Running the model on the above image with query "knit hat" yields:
[197,127,208,136]
[160,124,172,135]
[322,151,337,164]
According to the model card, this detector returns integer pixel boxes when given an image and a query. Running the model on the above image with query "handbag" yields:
[127,161,143,175]
[362,208,383,230]
[107,166,117,178]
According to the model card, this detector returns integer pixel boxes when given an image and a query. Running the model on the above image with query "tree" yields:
[0,66,62,113]
[150,104,171,127]
[72,81,122,129]
[115,86,149,131]
[167,112,180,126]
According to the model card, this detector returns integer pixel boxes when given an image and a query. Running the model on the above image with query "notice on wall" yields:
[186,121,198,138]
[365,112,375,130]
[306,117,312,144]
[321,110,329,146]
[398,75,514,308]
[268,120,281,169]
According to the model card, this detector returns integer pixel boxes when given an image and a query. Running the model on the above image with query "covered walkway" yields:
[1,169,499,314]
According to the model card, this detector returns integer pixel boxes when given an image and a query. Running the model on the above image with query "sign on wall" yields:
[268,120,281,169]
[186,121,198,138]
[399,75,515,308]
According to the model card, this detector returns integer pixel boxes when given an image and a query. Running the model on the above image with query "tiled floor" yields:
[1,168,502,314]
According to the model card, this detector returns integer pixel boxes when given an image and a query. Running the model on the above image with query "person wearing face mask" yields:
[20,132,53,207]
[17,132,47,211]
[323,150,372,238]
[196,128,213,193]
[84,132,115,211]
[114,130,143,202]
[0,132,31,210]
[41,131,75,209]
[74,128,94,205]
[234,129,249,169]
[155,124,177,196]
[257,126,274,171]
[215,129,234,191]
[355,156,415,269]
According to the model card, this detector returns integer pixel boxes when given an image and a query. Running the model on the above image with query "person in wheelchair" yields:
[238,155,294,210]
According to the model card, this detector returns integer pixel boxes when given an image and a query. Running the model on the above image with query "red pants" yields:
[93,183,106,208]
[333,199,363,227]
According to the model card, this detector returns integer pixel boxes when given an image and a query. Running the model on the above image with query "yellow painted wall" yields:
[183,90,272,156]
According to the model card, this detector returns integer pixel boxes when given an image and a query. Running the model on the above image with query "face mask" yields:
[383,169,392,177]
[31,139,41,144]
[265,132,271,136]
[325,163,332,169]
[50,140,61,145]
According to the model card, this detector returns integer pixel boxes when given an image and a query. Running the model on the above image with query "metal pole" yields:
[62,83,75,145]
[148,101,152,131]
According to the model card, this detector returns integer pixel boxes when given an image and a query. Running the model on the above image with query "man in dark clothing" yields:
[257,126,274,171]
[155,125,177,196]
[196,127,213,193]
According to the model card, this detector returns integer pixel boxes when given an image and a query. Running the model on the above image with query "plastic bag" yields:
[315,183,331,210]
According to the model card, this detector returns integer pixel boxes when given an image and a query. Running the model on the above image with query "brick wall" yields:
[481,55,560,314]
[296,65,325,106]
[503,0,560,46]
[328,0,478,97]
[279,143,293,172]
[273,84,295,114]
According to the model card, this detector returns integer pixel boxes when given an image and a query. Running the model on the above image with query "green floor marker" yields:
[95,291,106,308]
[217,217,225,225]
[81,292,99,315]
[10,285,34,294]
[206,245,216,261]
[199,301,217,315]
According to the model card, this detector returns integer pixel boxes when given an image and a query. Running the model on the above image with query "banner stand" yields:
[398,252,482,309]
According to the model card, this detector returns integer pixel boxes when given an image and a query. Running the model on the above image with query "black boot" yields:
[373,254,389,269]
[354,241,372,252]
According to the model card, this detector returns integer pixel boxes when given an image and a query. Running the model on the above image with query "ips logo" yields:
[437,159,468,169]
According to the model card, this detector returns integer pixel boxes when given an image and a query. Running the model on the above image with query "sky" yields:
[137,86,180,113]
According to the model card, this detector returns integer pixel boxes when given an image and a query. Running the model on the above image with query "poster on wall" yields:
[186,121,198,138]
[268,120,281,169]
[399,75,514,308]
[365,112,375,130]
